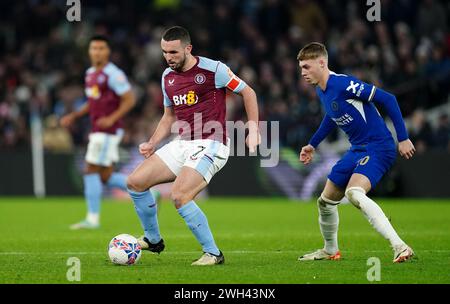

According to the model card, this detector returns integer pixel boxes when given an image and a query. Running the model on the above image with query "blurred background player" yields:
[126,26,261,265]
[297,42,416,263]
[61,35,159,230]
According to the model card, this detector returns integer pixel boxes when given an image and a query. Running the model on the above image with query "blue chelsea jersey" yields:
[315,72,395,148]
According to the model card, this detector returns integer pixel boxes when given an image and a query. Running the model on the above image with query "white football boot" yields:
[191,251,225,266]
[69,219,99,230]
[393,244,415,263]
[298,249,341,261]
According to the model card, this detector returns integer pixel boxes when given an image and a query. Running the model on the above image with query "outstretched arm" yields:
[309,114,336,148]
[299,114,336,165]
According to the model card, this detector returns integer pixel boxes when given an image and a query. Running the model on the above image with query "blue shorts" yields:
[328,144,397,190]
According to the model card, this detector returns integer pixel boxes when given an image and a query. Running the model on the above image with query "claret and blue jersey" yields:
[161,56,247,144]
[309,72,410,189]
[85,62,131,134]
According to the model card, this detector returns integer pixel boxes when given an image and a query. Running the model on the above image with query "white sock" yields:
[318,196,339,254]
[87,212,99,225]
[345,187,404,247]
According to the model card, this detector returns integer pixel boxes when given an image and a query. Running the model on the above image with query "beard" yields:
[171,54,187,72]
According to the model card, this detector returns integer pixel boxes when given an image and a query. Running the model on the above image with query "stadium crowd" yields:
[0,0,449,152]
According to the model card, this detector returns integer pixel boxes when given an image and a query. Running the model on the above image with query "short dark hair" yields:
[89,35,111,48]
[162,26,191,45]
[297,42,328,61]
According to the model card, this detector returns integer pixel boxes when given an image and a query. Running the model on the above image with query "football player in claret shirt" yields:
[297,42,416,263]
[61,35,159,230]
[126,26,261,265]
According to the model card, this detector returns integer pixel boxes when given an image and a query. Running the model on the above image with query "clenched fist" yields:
[139,141,156,159]
[299,144,315,165]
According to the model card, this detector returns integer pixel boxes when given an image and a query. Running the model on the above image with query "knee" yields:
[170,189,190,209]
[83,167,99,176]
[344,187,366,208]
[126,174,148,193]
[100,173,111,184]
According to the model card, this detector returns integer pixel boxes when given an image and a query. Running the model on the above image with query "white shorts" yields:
[155,138,230,184]
[85,130,123,167]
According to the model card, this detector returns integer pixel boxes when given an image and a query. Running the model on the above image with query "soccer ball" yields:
[108,234,142,265]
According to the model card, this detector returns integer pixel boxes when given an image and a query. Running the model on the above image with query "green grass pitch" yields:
[0,197,449,284]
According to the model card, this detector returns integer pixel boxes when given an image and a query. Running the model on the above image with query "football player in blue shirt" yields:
[297,42,415,263]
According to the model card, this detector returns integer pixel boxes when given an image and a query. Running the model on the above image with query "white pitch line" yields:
[0,249,449,255]
[0,251,271,255]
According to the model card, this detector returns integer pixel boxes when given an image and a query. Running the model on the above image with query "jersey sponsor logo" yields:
[85,85,101,99]
[168,79,175,86]
[173,90,199,106]
[346,80,360,94]
[347,80,365,97]
[356,83,364,97]
[194,73,206,84]
[332,113,353,126]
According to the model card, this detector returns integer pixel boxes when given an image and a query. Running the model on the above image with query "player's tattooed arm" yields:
[238,85,261,153]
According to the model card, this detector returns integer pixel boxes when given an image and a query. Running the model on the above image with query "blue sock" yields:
[177,201,220,256]
[84,174,102,214]
[106,172,127,191]
[128,189,161,244]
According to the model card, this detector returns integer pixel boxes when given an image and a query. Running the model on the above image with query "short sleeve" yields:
[108,70,131,96]
[215,62,247,93]
[161,76,172,107]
